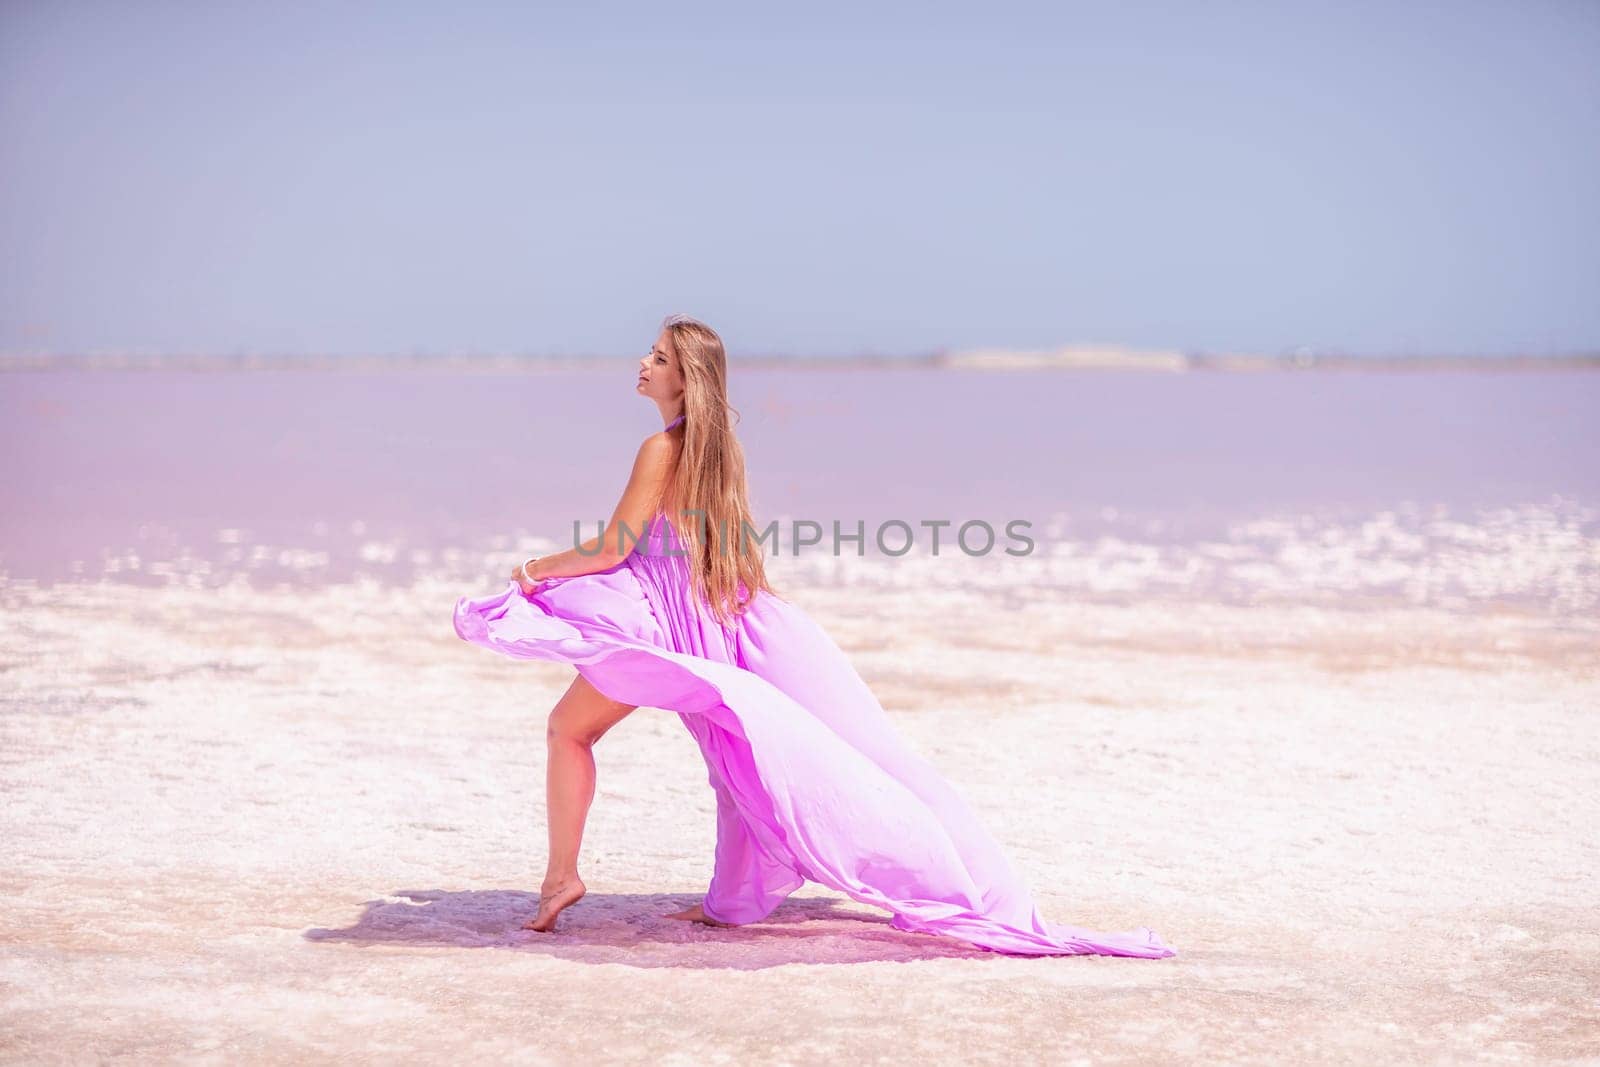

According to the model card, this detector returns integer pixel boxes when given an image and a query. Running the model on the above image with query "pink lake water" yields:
[2,362,1596,615]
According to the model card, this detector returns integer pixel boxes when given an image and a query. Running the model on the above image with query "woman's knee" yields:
[547,676,636,746]
[545,706,592,746]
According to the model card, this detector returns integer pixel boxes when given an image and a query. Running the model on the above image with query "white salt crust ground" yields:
[1,576,1596,1064]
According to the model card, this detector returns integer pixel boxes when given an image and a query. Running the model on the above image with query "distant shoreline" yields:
[2,348,1598,373]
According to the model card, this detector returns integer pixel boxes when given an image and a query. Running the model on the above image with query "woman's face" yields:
[637,329,685,405]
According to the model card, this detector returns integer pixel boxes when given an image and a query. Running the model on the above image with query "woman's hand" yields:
[511,556,543,596]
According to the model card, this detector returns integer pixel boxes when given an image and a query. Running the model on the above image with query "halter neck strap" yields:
[664,412,685,432]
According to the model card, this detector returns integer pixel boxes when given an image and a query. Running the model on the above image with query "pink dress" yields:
[452,506,1177,959]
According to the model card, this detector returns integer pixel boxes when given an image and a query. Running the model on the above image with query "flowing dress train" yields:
[452,509,1176,959]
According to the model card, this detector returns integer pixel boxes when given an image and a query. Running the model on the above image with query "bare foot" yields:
[664,901,733,927]
[523,878,586,932]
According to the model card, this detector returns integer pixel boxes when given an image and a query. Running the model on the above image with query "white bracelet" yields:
[519,556,540,583]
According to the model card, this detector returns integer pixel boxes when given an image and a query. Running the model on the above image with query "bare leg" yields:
[524,672,638,932]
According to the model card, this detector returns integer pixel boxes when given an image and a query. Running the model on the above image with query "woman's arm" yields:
[520,432,677,582]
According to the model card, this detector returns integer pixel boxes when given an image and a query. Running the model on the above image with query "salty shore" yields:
[3,574,1596,1063]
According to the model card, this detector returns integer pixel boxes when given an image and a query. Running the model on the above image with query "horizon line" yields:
[3,346,1599,373]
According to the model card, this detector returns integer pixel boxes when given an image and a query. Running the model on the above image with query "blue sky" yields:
[2,1,1596,358]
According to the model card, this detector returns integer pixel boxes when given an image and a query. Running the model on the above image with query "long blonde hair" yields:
[656,313,780,627]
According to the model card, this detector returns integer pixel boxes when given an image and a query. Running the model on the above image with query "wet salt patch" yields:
[6,501,1596,617]
[356,541,399,564]
[794,501,1600,614]
[275,548,330,571]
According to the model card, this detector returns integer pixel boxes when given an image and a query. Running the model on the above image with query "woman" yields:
[452,314,1176,958]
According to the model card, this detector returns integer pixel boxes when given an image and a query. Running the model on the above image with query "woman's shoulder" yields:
[634,425,681,460]
[644,418,686,447]
[626,427,682,504]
